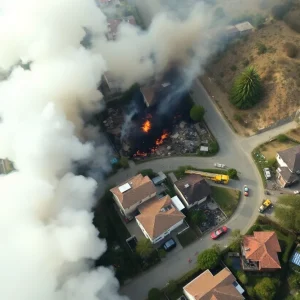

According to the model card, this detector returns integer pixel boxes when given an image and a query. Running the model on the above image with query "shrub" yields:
[236,271,248,285]
[197,248,220,270]
[230,65,237,71]
[148,288,162,300]
[277,134,289,142]
[230,67,263,109]
[158,249,166,259]
[272,4,292,20]
[119,156,129,168]
[190,105,205,122]
[227,168,238,179]
[209,141,219,154]
[257,42,267,55]
[165,280,177,294]
[284,10,300,34]
[139,169,156,178]
[136,238,154,258]
[288,272,300,290]
[283,42,298,58]
[243,59,250,67]
[191,210,207,224]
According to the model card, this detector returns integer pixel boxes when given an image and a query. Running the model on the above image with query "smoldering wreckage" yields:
[0,0,221,300]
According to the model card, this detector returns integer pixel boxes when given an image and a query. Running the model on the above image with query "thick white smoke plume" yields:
[0,0,214,299]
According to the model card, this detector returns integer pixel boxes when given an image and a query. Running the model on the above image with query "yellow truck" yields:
[185,170,230,184]
[259,199,273,213]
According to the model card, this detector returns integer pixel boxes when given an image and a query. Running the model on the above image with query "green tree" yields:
[236,271,248,285]
[227,168,238,179]
[197,248,220,270]
[191,210,207,224]
[272,4,291,20]
[119,156,129,168]
[230,67,263,109]
[165,280,177,294]
[136,238,154,258]
[190,105,205,122]
[254,277,279,300]
[148,288,162,300]
[288,272,300,290]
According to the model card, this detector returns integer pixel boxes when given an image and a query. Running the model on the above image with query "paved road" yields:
[108,78,298,300]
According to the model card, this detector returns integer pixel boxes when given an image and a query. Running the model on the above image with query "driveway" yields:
[105,77,298,300]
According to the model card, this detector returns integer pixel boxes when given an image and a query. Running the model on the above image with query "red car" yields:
[210,226,228,240]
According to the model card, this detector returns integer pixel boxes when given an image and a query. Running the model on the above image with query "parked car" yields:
[163,238,177,251]
[244,185,249,196]
[263,168,272,180]
[294,190,300,195]
[210,226,228,240]
[214,163,226,169]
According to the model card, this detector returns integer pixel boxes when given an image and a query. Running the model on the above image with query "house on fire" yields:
[276,145,300,187]
[241,231,281,272]
[140,82,171,107]
[183,267,245,300]
[135,195,185,244]
[110,174,156,219]
[174,174,211,208]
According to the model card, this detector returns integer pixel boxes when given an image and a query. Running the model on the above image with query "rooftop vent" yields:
[184,184,189,188]
[245,247,250,251]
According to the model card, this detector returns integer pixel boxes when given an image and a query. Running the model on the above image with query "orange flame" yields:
[134,150,148,157]
[155,132,169,146]
[141,120,151,133]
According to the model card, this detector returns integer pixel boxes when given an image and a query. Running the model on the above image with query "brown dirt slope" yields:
[206,19,300,134]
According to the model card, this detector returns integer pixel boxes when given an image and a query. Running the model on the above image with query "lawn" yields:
[260,140,298,160]
[177,228,198,247]
[211,186,241,218]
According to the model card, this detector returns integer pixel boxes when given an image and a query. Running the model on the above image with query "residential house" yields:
[183,267,245,300]
[276,145,300,187]
[174,174,211,208]
[140,82,171,107]
[136,195,185,243]
[101,71,123,99]
[110,174,156,218]
[241,231,281,272]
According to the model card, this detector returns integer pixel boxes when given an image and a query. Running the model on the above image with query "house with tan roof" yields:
[140,82,171,107]
[183,267,244,300]
[110,173,156,219]
[136,195,185,243]
[276,145,300,187]
[174,174,211,208]
[241,231,281,272]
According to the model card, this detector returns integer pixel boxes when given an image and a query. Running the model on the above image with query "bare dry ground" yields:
[201,0,300,136]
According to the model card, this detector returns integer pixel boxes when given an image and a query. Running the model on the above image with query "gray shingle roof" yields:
[278,145,300,172]
[175,174,211,205]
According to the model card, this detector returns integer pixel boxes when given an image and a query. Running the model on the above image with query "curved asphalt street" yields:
[107,79,297,300]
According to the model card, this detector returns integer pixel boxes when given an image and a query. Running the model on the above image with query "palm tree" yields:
[136,238,154,257]
[230,66,263,109]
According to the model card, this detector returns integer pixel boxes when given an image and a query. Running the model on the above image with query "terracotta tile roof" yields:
[242,231,281,270]
[278,145,300,172]
[175,174,211,205]
[110,174,156,209]
[184,268,244,300]
[136,195,185,239]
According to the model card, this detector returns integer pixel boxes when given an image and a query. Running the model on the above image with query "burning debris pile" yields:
[102,92,212,159]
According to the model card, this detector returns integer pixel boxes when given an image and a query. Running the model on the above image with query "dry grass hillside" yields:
[201,1,300,135]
